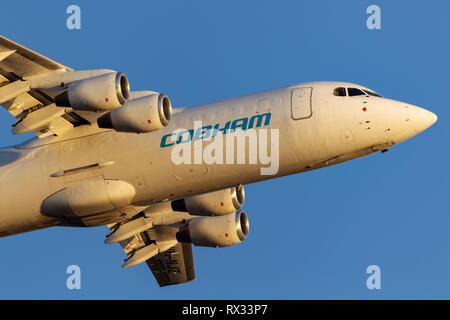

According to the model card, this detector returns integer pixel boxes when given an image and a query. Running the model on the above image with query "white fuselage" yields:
[0,81,436,237]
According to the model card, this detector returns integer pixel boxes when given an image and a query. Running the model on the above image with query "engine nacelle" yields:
[177,211,249,247]
[97,93,172,133]
[55,72,130,111]
[171,185,245,216]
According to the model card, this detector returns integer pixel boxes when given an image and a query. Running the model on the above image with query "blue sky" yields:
[0,0,448,299]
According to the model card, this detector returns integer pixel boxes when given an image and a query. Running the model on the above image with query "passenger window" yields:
[333,87,346,96]
[347,88,366,96]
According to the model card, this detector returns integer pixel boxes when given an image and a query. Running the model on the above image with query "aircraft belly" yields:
[0,149,52,236]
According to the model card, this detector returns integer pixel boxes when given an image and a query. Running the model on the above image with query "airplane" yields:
[0,35,437,286]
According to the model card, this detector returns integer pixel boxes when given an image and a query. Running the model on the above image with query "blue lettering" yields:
[231,118,248,131]
[160,112,272,148]
[160,133,176,147]
[248,113,271,129]
[212,121,231,137]
[194,125,212,141]
[176,129,194,144]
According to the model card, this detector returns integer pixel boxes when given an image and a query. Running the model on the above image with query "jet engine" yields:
[171,185,245,216]
[176,211,249,247]
[97,93,172,133]
[55,72,130,111]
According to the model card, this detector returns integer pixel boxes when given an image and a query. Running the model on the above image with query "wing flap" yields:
[1,90,40,116]
[0,80,30,104]
[109,211,197,287]
[147,242,195,287]
[12,103,69,134]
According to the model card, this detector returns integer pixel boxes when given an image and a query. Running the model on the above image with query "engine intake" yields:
[177,211,249,247]
[171,185,245,216]
[97,93,172,133]
[55,72,129,111]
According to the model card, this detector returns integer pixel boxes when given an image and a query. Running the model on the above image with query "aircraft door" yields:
[291,87,312,120]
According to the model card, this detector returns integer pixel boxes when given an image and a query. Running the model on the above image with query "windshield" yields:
[333,87,383,97]
[362,89,382,97]
[347,88,366,96]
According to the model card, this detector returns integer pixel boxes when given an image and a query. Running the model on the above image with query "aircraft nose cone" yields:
[410,106,437,134]
[388,102,436,144]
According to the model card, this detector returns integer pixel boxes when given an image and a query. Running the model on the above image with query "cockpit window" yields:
[333,87,346,96]
[347,88,366,96]
[362,89,382,97]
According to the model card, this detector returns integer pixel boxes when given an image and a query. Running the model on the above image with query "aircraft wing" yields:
[0,36,72,76]
[0,35,101,138]
[110,208,196,287]
[146,242,195,287]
